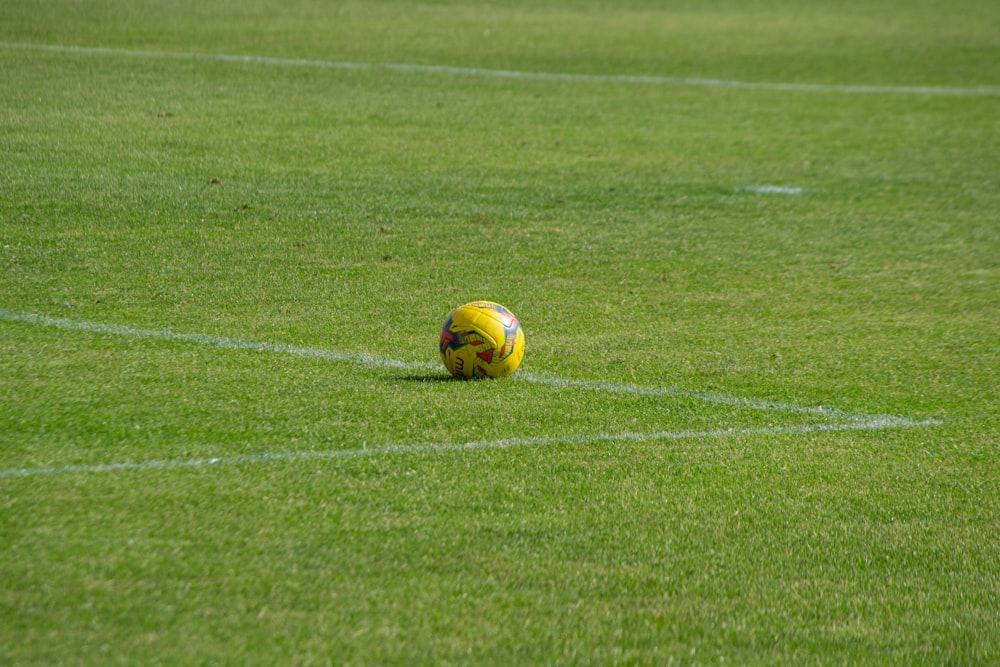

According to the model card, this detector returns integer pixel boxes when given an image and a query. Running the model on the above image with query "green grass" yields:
[2,1,999,664]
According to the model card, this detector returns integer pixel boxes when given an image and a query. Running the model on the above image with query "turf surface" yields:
[2,1,998,664]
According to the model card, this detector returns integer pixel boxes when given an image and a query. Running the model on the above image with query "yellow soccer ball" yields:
[439,301,525,379]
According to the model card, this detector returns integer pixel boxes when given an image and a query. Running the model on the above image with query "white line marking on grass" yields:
[1,308,937,429]
[3,41,999,98]
[744,185,805,195]
[1,308,933,429]
[516,371,873,423]
[0,418,940,479]
[0,308,940,478]
[0,308,437,371]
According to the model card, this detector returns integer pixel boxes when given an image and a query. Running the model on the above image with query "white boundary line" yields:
[3,41,999,98]
[0,309,436,372]
[0,308,939,478]
[744,185,805,195]
[1,308,930,425]
[0,420,936,480]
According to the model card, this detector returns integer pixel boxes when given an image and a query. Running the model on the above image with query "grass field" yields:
[2,1,999,664]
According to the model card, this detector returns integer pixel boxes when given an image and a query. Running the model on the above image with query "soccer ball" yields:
[440,301,525,379]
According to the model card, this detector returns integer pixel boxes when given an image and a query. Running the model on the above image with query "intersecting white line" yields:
[3,41,999,98]
[0,308,941,478]
[0,39,960,478]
